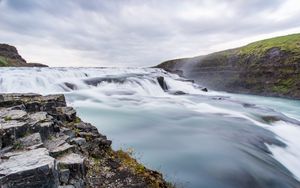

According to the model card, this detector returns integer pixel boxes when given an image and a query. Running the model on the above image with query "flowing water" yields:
[0,67,300,188]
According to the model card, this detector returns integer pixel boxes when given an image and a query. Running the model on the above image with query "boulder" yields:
[0,148,59,188]
[157,76,168,91]
[57,153,86,187]
[201,88,208,92]
[19,132,43,149]
[55,107,76,122]
[44,136,74,158]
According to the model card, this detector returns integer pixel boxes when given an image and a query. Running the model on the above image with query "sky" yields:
[0,0,300,67]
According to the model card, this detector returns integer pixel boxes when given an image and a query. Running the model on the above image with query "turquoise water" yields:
[1,67,300,188]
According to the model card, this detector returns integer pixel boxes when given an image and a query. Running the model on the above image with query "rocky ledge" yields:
[0,94,172,188]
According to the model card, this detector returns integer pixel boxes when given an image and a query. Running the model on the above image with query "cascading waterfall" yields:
[0,67,300,188]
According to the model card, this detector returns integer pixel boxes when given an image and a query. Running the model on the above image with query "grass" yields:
[13,140,23,150]
[4,116,12,121]
[237,33,300,56]
[0,56,8,66]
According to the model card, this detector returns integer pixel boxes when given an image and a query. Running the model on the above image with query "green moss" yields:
[114,149,147,174]
[272,77,297,94]
[0,56,8,66]
[13,140,23,150]
[74,117,81,123]
[272,85,289,94]
[4,116,12,121]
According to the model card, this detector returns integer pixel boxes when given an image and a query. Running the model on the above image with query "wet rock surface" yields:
[0,93,172,188]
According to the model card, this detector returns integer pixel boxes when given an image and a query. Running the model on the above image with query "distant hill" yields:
[0,44,48,67]
[156,33,300,99]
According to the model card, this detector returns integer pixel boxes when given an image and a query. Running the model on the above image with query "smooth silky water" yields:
[0,67,300,188]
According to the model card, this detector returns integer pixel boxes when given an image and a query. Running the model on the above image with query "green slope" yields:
[157,33,300,99]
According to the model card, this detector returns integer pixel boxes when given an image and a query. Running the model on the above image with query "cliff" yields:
[0,94,172,188]
[156,33,300,99]
[0,44,48,67]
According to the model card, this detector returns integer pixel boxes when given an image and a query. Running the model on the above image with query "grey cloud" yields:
[0,0,299,67]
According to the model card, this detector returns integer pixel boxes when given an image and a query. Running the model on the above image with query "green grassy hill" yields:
[157,33,300,99]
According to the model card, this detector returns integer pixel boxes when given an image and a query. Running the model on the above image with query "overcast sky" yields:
[0,0,300,67]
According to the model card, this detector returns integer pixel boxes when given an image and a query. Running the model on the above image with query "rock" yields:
[75,122,98,134]
[171,91,186,95]
[64,82,78,90]
[19,132,43,149]
[261,116,281,123]
[0,121,29,148]
[56,107,76,122]
[45,136,74,157]
[157,76,168,91]
[29,111,49,122]
[59,186,75,188]
[60,168,70,184]
[84,77,126,86]
[0,94,66,112]
[201,88,208,92]
[70,137,86,146]
[0,148,59,187]
[0,109,27,120]
[61,127,76,139]
[58,153,86,187]
[35,121,56,141]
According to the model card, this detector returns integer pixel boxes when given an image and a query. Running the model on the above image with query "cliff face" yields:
[157,33,300,99]
[0,44,48,67]
[0,94,172,188]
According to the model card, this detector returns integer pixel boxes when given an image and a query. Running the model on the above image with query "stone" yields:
[157,76,168,91]
[171,91,186,95]
[64,82,78,90]
[29,111,49,122]
[58,153,85,187]
[19,132,43,149]
[61,127,76,139]
[0,109,27,121]
[71,137,86,146]
[201,88,208,92]
[45,136,75,158]
[56,107,76,122]
[75,122,98,134]
[0,148,59,188]
[59,185,75,188]
[0,121,29,148]
[60,168,70,184]
[35,121,56,141]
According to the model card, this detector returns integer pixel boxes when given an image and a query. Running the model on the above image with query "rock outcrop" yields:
[156,33,300,99]
[0,94,172,188]
[0,44,48,67]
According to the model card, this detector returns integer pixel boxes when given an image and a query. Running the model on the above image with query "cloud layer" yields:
[0,0,300,67]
